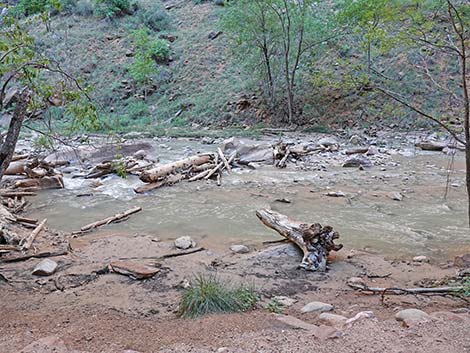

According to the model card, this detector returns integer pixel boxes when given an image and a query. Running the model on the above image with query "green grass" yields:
[178,274,259,318]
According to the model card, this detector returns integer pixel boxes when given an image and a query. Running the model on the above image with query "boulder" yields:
[366,146,378,156]
[15,175,64,190]
[230,244,250,254]
[301,301,333,313]
[220,137,274,164]
[174,236,196,250]
[349,135,363,145]
[416,141,446,151]
[109,261,159,280]
[32,259,58,276]
[317,136,339,147]
[454,253,470,268]
[395,308,432,327]
[44,146,80,164]
[342,155,372,168]
[345,147,369,155]
[318,313,348,328]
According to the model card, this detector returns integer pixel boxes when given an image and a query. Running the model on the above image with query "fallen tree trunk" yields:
[73,207,142,234]
[348,282,463,296]
[20,219,47,251]
[256,209,342,271]
[140,154,213,183]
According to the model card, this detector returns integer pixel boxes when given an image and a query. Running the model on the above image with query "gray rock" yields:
[349,135,363,145]
[44,146,80,164]
[366,146,378,156]
[388,192,404,201]
[133,150,147,160]
[32,259,58,276]
[454,253,470,268]
[276,314,318,331]
[343,155,372,168]
[416,140,446,151]
[174,236,196,250]
[318,313,348,328]
[220,137,274,164]
[347,277,366,287]
[301,301,333,313]
[230,244,250,254]
[345,311,376,326]
[412,255,429,263]
[317,136,339,147]
[395,309,432,326]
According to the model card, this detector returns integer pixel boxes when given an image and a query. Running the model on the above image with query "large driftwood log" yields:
[73,206,142,234]
[139,154,213,183]
[256,209,342,271]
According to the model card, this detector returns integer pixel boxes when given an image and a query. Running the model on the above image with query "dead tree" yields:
[256,209,342,271]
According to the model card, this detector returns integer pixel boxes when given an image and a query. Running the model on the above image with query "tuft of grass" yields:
[178,274,259,318]
[265,297,284,314]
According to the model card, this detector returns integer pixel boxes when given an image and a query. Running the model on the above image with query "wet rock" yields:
[412,255,429,263]
[230,244,250,254]
[395,309,432,326]
[366,146,378,156]
[416,140,446,151]
[174,236,196,250]
[201,136,215,144]
[44,146,80,164]
[300,301,333,313]
[347,277,366,287]
[133,150,147,160]
[15,175,64,190]
[324,191,346,198]
[317,136,339,147]
[32,259,58,276]
[20,336,69,353]
[345,311,376,326]
[255,243,302,259]
[276,314,318,331]
[318,313,348,328]
[454,253,470,268]
[109,261,159,280]
[349,135,363,145]
[274,296,297,307]
[343,155,372,168]
[388,192,404,201]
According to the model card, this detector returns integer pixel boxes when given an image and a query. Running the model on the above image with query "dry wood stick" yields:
[0,191,37,198]
[217,147,231,173]
[75,207,142,233]
[205,162,224,180]
[0,250,68,263]
[0,245,21,252]
[188,169,212,182]
[20,218,46,251]
[348,283,463,295]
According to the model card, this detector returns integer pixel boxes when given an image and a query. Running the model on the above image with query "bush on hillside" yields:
[137,6,171,32]
[94,0,136,18]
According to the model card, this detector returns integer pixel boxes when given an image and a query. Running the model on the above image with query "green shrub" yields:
[94,0,136,18]
[127,100,150,120]
[69,0,95,16]
[137,6,171,32]
[150,39,171,62]
[178,274,259,318]
[12,0,62,17]
[266,298,284,314]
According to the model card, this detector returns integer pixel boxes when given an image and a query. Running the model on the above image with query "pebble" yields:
[300,301,333,313]
[32,259,58,276]
[347,277,366,287]
[230,244,250,254]
[412,255,429,263]
[388,192,404,201]
[174,236,196,250]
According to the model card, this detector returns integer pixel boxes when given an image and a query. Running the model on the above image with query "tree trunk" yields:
[256,209,342,271]
[0,90,30,181]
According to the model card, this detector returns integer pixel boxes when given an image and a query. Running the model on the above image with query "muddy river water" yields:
[25,138,470,261]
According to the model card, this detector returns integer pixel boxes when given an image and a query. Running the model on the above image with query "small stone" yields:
[301,301,334,313]
[395,309,432,327]
[318,313,348,328]
[32,259,58,276]
[230,244,250,254]
[412,255,429,263]
[109,261,159,280]
[347,277,366,287]
[388,192,404,201]
[454,253,470,268]
[343,155,372,168]
[345,311,376,326]
[133,150,147,160]
[274,296,297,307]
[174,236,196,250]
[366,146,378,156]
[324,191,347,198]
[317,136,339,147]
[349,135,363,145]
[216,348,228,353]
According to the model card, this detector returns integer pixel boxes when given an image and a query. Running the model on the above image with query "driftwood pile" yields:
[256,209,343,271]
[135,150,236,193]
[3,154,64,190]
[272,140,336,168]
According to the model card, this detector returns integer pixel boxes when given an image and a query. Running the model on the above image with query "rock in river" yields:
[175,236,196,250]
[230,244,250,254]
